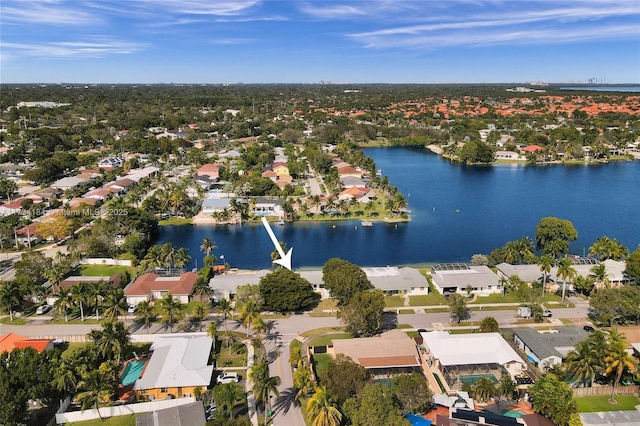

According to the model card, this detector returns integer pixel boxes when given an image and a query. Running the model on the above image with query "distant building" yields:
[98,157,124,168]
[136,401,206,426]
[124,272,199,305]
[512,327,589,372]
[430,264,503,295]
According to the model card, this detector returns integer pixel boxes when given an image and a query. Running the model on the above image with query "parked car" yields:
[127,304,137,314]
[216,372,239,384]
[542,309,552,317]
[583,325,596,333]
[36,305,51,315]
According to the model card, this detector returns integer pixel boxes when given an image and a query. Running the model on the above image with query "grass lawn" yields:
[309,312,337,317]
[312,353,333,384]
[300,327,347,338]
[395,324,413,329]
[384,295,405,308]
[308,333,352,347]
[77,264,135,277]
[157,217,192,226]
[0,316,29,325]
[405,331,419,338]
[67,415,137,426]
[575,394,640,412]
[409,293,447,306]
[398,309,415,314]
[313,299,337,311]
[472,293,521,304]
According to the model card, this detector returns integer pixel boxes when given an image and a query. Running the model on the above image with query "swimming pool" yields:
[120,360,146,386]
[405,414,433,426]
[459,373,498,385]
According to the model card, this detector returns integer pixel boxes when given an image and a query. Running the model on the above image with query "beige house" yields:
[124,272,199,305]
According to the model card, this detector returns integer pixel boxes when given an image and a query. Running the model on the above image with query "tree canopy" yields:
[528,373,577,426]
[624,248,640,283]
[320,354,370,406]
[342,382,410,426]
[322,258,371,306]
[535,217,578,257]
[337,290,385,337]
[259,269,318,312]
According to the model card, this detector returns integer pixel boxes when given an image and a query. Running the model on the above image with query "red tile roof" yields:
[0,333,53,354]
[125,272,199,296]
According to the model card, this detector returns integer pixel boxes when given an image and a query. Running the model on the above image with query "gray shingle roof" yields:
[512,327,589,360]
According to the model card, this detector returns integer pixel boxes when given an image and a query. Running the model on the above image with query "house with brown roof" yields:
[272,162,289,177]
[124,272,199,305]
[0,333,54,354]
[337,165,363,179]
[331,329,422,377]
[59,274,123,291]
[197,164,220,180]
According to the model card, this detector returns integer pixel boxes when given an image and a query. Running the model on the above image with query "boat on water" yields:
[361,220,373,227]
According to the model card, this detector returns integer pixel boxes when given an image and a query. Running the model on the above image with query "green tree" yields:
[624,248,640,283]
[102,288,127,321]
[306,386,342,426]
[535,217,578,258]
[538,254,555,296]
[321,354,370,406]
[589,236,629,260]
[342,382,410,426]
[391,372,433,414]
[238,299,260,336]
[157,292,184,332]
[498,374,516,401]
[77,367,114,420]
[322,258,371,306]
[213,382,245,420]
[337,290,385,337]
[589,263,612,292]
[479,316,499,333]
[293,363,315,401]
[604,329,638,402]
[529,373,577,426]
[0,282,21,321]
[54,287,73,322]
[557,256,577,306]
[134,300,156,332]
[191,301,209,332]
[448,293,469,324]
[249,360,280,425]
[88,320,131,363]
[259,269,318,312]
[472,376,497,403]
[564,331,607,387]
[52,360,81,396]
[71,282,89,322]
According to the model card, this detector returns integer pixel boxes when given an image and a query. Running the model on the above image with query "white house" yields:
[513,327,589,373]
[124,272,199,305]
[430,264,503,295]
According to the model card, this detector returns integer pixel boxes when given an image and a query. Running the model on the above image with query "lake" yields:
[157,148,640,269]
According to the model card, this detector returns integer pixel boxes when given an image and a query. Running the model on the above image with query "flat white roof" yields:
[134,335,213,390]
[420,331,525,367]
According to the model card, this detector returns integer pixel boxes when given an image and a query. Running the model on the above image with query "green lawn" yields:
[472,293,520,304]
[384,295,405,308]
[575,394,640,412]
[300,327,347,338]
[67,415,137,426]
[395,324,413,329]
[398,309,415,314]
[157,217,192,226]
[409,293,447,306]
[0,316,28,325]
[312,299,337,311]
[308,333,352,347]
[77,264,135,277]
[312,353,333,384]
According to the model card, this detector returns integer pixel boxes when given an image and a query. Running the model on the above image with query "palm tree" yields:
[472,377,497,403]
[54,287,73,322]
[87,281,107,320]
[250,360,281,425]
[88,320,131,363]
[158,292,184,332]
[239,299,260,336]
[71,282,89,322]
[213,382,245,420]
[605,329,638,402]
[565,332,607,387]
[556,256,577,306]
[77,369,113,420]
[43,262,65,294]
[173,247,191,273]
[498,375,516,401]
[134,301,155,332]
[538,254,555,296]
[160,242,176,268]
[192,277,214,302]
[293,363,315,401]
[103,288,127,321]
[251,315,269,340]
[200,237,216,258]
[52,361,81,396]
[306,386,342,426]
[589,263,612,291]
[0,282,21,321]
[207,321,218,348]
[191,301,208,332]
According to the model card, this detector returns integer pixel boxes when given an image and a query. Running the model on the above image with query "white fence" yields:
[56,396,197,424]
[81,258,132,266]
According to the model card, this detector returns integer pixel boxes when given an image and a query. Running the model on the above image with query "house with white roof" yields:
[420,331,526,390]
[134,335,214,401]
[430,264,503,296]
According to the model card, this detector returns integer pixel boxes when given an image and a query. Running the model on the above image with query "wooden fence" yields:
[572,385,640,397]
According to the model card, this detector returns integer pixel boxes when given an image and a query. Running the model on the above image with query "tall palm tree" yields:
[103,288,127,322]
[293,363,315,401]
[191,301,208,332]
[538,254,555,296]
[589,263,612,291]
[192,277,214,302]
[88,320,131,363]
[207,321,218,348]
[605,329,638,402]
[556,256,577,306]
[239,299,260,336]
[160,242,176,268]
[77,369,113,420]
[0,282,21,322]
[43,262,65,294]
[200,237,216,258]
[71,282,89,322]
[306,386,342,426]
[173,247,191,273]
[134,301,155,332]
[250,360,281,425]
[52,361,81,396]
[565,332,607,387]
[251,315,269,340]
[87,281,107,321]
[158,292,184,332]
[54,287,74,322]
[213,382,245,420]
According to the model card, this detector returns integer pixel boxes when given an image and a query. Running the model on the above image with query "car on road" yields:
[127,304,137,314]
[583,325,596,333]
[216,372,239,384]
[542,309,552,317]
[36,305,51,315]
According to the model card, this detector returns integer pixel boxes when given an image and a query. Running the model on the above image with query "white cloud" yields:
[1,39,145,58]
[1,0,100,25]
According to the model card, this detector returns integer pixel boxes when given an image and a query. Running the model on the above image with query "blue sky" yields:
[1,0,639,84]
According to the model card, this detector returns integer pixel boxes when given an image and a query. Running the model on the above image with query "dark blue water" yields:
[157,148,640,269]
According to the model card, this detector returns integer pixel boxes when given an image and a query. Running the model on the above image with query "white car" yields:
[216,372,239,384]
[36,305,51,315]
[542,309,552,317]
[127,304,137,314]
